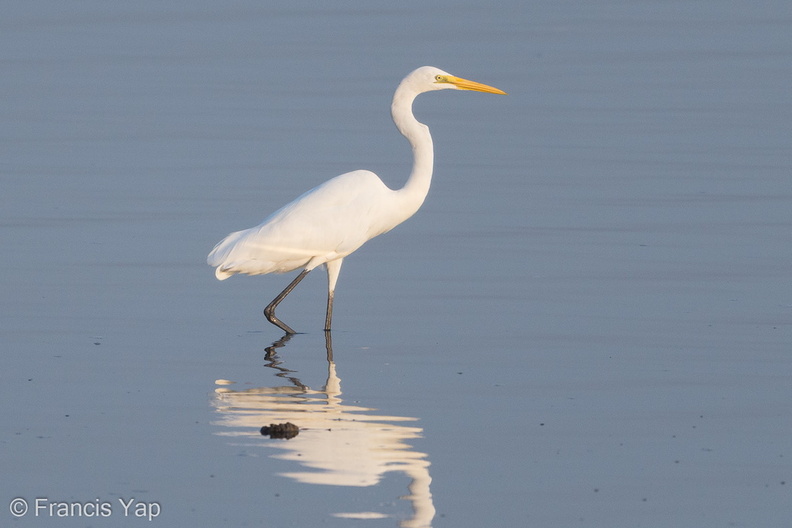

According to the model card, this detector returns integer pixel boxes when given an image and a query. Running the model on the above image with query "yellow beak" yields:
[438,75,507,95]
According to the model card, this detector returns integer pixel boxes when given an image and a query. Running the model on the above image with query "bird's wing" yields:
[208,170,394,279]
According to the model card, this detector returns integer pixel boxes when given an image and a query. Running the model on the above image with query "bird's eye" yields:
[435,75,443,81]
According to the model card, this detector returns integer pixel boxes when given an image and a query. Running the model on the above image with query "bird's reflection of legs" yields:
[264,332,294,360]
[262,331,334,388]
[264,332,333,361]
[324,331,334,362]
[263,333,307,390]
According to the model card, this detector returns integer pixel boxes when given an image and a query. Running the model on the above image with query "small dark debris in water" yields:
[260,422,299,439]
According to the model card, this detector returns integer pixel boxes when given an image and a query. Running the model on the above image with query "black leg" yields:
[324,290,334,332]
[264,269,310,334]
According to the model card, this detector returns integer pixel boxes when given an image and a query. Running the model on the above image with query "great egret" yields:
[208,66,506,333]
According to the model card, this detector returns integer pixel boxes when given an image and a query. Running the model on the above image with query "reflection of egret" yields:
[212,333,434,527]
[208,66,506,333]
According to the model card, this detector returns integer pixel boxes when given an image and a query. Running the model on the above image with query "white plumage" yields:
[209,170,406,279]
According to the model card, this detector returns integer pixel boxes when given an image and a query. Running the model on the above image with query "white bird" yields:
[208,66,506,334]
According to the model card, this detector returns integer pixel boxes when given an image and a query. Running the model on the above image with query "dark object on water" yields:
[260,422,299,439]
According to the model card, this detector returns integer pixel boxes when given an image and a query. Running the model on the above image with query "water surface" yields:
[2,1,790,527]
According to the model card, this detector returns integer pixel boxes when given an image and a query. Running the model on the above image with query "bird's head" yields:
[404,66,507,95]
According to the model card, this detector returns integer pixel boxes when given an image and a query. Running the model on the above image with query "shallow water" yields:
[2,1,791,526]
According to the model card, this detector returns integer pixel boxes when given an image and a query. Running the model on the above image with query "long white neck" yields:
[390,82,434,217]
